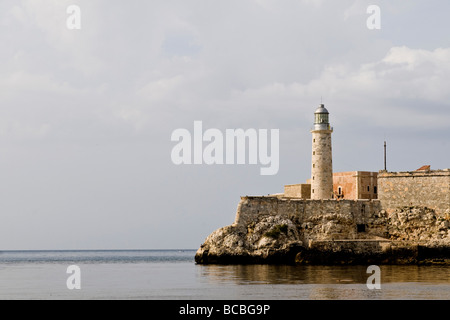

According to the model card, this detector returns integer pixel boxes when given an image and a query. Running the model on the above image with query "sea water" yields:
[0,250,449,300]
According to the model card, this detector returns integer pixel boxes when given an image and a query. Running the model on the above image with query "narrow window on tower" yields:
[367,186,370,192]
[313,151,315,155]
[313,164,315,168]
[374,186,377,194]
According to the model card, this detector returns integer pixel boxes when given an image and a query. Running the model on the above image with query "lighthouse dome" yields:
[315,104,329,114]
[313,104,331,130]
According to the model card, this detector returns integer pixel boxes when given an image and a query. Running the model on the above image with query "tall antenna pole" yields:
[384,141,387,171]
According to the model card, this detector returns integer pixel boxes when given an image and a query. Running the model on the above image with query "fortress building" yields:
[332,171,378,200]
[196,103,450,265]
[281,105,448,213]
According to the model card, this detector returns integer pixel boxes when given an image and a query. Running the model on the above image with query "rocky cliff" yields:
[195,197,450,265]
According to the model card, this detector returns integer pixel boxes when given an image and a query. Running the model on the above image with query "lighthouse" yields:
[310,104,333,200]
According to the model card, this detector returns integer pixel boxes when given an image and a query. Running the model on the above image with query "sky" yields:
[0,0,449,250]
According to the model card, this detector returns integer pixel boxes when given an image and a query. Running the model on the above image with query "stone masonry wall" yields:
[378,170,450,215]
[311,130,333,200]
[234,196,382,243]
[284,184,311,199]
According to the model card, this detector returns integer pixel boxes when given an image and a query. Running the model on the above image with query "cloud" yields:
[1,0,448,142]
[0,1,449,250]
[217,45,450,130]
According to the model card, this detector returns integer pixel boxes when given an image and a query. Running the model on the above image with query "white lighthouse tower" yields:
[310,104,333,200]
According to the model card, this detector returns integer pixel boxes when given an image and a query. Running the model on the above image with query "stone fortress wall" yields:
[235,169,449,237]
[378,169,450,215]
[234,196,382,240]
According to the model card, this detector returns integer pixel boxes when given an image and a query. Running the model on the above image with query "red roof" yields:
[416,165,431,171]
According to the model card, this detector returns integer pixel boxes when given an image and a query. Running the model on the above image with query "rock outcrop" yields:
[385,206,450,243]
[195,215,303,264]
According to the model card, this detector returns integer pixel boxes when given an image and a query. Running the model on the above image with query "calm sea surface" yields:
[0,250,449,300]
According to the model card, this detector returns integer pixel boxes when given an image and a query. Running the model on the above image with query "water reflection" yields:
[306,285,377,300]
[197,264,450,286]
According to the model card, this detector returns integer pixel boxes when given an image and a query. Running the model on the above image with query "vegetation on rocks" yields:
[264,224,288,239]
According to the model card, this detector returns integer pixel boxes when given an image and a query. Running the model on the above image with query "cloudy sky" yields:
[0,0,449,250]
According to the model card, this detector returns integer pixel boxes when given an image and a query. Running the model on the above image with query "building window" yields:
[357,224,366,233]
[374,186,377,194]
[313,151,315,155]
[367,186,370,192]
[312,189,314,194]
[338,187,342,195]
[313,164,315,168]
[312,176,315,180]
[313,139,315,142]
